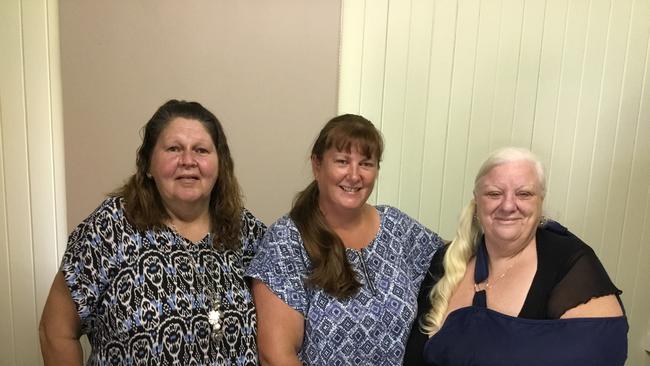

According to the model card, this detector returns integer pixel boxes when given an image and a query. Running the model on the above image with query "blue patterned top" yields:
[61,196,266,366]
[246,205,443,365]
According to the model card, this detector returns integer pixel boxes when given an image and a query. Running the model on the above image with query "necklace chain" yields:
[168,223,224,342]
[474,260,517,292]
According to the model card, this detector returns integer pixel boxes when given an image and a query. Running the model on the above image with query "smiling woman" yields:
[246,114,444,365]
[405,147,628,366]
[38,100,266,366]
[148,117,220,239]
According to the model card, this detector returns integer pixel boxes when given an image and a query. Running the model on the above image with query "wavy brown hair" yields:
[112,99,243,250]
[290,114,384,299]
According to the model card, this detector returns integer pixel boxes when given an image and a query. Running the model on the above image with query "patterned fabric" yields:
[246,205,443,365]
[61,196,266,366]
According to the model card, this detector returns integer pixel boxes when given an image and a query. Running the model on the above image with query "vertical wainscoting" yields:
[0,0,67,364]
[339,0,650,364]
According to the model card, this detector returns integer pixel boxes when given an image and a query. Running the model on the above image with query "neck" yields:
[483,234,536,275]
[166,207,211,243]
[484,231,536,261]
[320,203,369,231]
[164,200,210,223]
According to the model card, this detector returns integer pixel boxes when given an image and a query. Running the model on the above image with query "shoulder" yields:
[240,207,267,237]
[536,225,595,271]
[529,222,621,318]
[96,196,126,217]
[376,205,441,238]
[70,196,127,234]
[375,204,405,217]
[258,215,304,251]
[267,214,299,233]
[375,205,419,227]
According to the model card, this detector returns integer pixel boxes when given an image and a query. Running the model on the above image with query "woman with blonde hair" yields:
[405,147,627,366]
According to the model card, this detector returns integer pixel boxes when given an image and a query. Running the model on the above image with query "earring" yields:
[146,172,152,178]
[539,216,548,226]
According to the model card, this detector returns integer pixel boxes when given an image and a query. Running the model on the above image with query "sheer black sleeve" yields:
[547,243,622,318]
[520,226,622,319]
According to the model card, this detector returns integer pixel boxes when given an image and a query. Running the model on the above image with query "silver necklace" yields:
[169,223,224,341]
[474,259,517,292]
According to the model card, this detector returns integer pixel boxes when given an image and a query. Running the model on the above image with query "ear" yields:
[311,155,321,178]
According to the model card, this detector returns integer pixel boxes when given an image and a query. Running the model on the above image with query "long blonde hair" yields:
[421,147,546,335]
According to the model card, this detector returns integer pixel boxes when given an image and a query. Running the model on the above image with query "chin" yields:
[490,229,523,241]
[177,194,209,204]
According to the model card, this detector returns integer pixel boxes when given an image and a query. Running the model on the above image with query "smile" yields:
[340,185,361,193]
[495,217,522,223]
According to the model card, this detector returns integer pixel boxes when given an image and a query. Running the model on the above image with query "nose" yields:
[180,150,196,167]
[347,164,360,181]
[500,192,517,212]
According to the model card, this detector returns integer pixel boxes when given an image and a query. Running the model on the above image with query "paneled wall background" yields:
[339,0,650,364]
[0,0,67,365]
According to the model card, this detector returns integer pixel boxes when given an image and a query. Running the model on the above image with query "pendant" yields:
[474,282,489,292]
[208,308,223,340]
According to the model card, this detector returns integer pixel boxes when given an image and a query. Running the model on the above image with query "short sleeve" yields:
[395,208,444,285]
[245,216,311,315]
[547,245,622,318]
[239,208,267,269]
[59,198,122,333]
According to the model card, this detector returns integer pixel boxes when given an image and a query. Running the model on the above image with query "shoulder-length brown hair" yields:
[290,114,384,299]
[112,99,243,250]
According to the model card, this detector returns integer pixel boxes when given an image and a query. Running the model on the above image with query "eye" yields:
[360,161,376,168]
[335,159,348,165]
[517,191,535,199]
[485,191,502,198]
[167,145,181,152]
[195,147,210,154]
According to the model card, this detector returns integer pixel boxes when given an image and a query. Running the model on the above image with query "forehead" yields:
[325,145,375,159]
[479,161,540,188]
[158,117,212,141]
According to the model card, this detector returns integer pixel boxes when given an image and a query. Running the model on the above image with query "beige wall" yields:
[339,0,650,364]
[0,1,340,364]
[60,0,342,229]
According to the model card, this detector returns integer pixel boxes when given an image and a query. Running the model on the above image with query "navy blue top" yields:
[414,224,628,366]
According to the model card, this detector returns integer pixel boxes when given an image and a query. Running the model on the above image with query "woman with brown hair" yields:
[39,100,266,365]
[247,114,444,365]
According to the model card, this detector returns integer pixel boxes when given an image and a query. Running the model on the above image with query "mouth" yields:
[176,175,200,181]
[340,185,361,193]
[494,217,522,223]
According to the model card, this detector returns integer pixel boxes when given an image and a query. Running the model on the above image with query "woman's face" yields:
[474,160,543,246]
[312,146,378,215]
[149,117,219,212]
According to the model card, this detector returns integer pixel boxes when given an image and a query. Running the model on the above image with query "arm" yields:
[39,271,83,366]
[252,279,304,366]
[560,294,624,319]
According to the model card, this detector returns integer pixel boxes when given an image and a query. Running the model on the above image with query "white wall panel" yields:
[0,0,66,364]
[339,0,650,364]
[399,0,435,217]
[418,0,456,227]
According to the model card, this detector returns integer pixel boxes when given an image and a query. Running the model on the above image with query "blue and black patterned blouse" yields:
[246,205,443,365]
[61,196,266,366]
